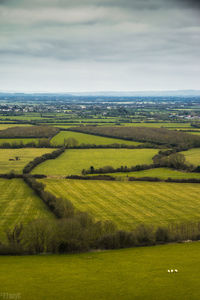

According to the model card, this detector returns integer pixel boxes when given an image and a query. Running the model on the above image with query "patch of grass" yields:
[41,179,200,230]
[121,122,192,128]
[181,148,200,166]
[0,179,54,239]
[1,242,200,300]
[0,148,55,174]
[0,124,32,130]
[51,124,77,129]
[186,132,200,136]
[107,168,200,179]
[51,131,142,146]
[32,149,159,176]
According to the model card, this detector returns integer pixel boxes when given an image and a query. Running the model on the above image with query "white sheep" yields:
[167,269,178,273]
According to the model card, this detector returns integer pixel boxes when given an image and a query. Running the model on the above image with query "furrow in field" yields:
[0,179,54,239]
[66,181,128,224]
[99,182,147,223]
[142,183,200,222]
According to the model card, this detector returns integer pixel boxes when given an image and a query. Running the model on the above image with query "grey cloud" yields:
[1,24,199,64]
[178,0,200,8]
[0,0,200,92]
[0,0,189,10]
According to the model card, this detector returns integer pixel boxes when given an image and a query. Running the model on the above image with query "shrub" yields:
[23,147,65,174]
[155,227,169,243]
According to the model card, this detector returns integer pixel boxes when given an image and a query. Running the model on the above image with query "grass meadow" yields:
[0,124,32,130]
[1,242,200,300]
[51,130,142,146]
[187,132,200,135]
[0,179,54,239]
[50,122,192,130]
[32,148,159,176]
[0,148,55,173]
[106,168,200,179]
[119,122,192,128]
[41,179,200,229]
[181,148,200,166]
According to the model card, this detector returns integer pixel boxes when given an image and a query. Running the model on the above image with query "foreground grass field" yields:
[181,148,200,166]
[41,179,200,229]
[51,130,142,146]
[32,148,159,176]
[0,179,54,239]
[1,242,200,300]
[106,168,200,179]
[0,148,55,173]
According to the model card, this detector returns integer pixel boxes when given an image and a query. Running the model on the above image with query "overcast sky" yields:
[0,0,200,92]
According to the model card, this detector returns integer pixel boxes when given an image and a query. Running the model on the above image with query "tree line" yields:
[67,174,200,184]
[82,164,157,175]
[24,176,74,218]
[0,136,159,149]
[0,126,59,138]
[2,216,200,254]
[0,138,57,149]
[82,151,194,176]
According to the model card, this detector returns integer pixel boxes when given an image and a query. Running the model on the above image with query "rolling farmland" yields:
[0,148,55,173]
[32,148,159,176]
[0,179,54,239]
[41,179,200,229]
[51,130,142,146]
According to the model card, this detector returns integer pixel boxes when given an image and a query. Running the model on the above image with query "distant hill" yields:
[0,90,200,101]
[71,90,200,97]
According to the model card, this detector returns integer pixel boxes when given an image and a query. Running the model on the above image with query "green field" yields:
[0,148,55,173]
[52,124,78,129]
[181,148,200,166]
[32,149,159,176]
[120,122,192,128]
[0,179,54,239]
[41,179,200,229]
[0,115,50,121]
[0,124,31,130]
[0,138,39,145]
[187,131,200,136]
[1,242,200,300]
[106,168,200,179]
[51,131,142,146]
[50,122,192,130]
